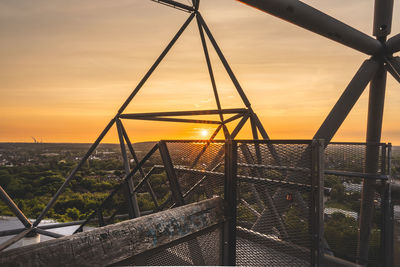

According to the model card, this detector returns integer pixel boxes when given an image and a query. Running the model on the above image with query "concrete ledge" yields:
[0,197,225,267]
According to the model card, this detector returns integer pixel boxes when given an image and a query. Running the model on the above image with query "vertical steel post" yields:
[158,141,185,206]
[382,143,393,267]
[120,122,159,211]
[382,181,393,267]
[223,140,237,266]
[359,0,392,259]
[372,0,394,38]
[381,143,387,176]
[97,207,105,227]
[117,119,140,218]
[358,63,387,264]
[387,143,392,181]
[311,139,324,266]
[249,115,262,165]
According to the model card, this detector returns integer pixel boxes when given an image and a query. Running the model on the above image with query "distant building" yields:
[324,207,358,220]
[343,182,362,193]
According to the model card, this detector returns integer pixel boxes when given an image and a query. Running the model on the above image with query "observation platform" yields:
[0,140,397,266]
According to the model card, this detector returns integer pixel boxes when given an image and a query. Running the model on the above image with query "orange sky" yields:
[0,0,399,144]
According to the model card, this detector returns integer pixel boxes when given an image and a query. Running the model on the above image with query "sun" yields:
[200,129,209,138]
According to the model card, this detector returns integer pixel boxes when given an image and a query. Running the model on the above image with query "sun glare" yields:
[200,129,209,138]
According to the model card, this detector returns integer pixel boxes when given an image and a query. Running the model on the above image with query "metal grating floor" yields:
[236,237,309,266]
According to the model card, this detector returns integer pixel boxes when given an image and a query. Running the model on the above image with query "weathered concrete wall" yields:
[0,197,225,267]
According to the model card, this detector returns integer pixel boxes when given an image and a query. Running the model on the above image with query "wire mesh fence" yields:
[235,140,321,266]
[323,142,389,266]
[394,204,400,267]
[0,139,395,266]
[135,225,223,266]
[164,140,225,206]
[325,143,384,173]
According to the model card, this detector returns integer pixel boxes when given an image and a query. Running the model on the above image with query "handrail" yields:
[74,143,160,233]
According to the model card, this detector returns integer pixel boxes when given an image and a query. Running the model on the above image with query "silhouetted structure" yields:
[0,0,399,266]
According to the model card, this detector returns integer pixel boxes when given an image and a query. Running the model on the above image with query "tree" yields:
[331,183,345,203]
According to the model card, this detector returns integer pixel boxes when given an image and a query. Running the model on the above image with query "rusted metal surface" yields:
[0,197,225,267]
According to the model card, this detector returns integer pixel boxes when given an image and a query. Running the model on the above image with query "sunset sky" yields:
[0,0,399,144]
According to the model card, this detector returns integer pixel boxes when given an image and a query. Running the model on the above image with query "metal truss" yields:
[239,0,399,264]
[0,0,271,252]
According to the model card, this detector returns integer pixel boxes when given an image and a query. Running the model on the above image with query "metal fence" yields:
[323,142,390,266]
[70,139,324,266]
[394,204,400,267]
[234,140,324,266]
[0,139,395,266]
[133,224,223,266]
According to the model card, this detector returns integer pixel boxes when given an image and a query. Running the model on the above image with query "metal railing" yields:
[0,139,395,267]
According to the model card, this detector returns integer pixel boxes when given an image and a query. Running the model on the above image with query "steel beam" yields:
[158,141,185,206]
[251,112,284,167]
[192,0,199,10]
[35,228,64,239]
[237,226,310,262]
[358,63,387,264]
[173,165,315,191]
[117,13,195,115]
[180,162,223,202]
[169,125,222,199]
[223,140,237,266]
[33,118,116,227]
[197,13,252,108]
[151,0,195,13]
[74,143,160,234]
[0,186,31,228]
[240,199,261,218]
[196,14,224,123]
[121,124,160,211]
[0,228,32,252]
[231,112,250,138]
[372,0,394,37]
[251,113,270,140]
[37,220,86,230]
[0,228,25,238]
[314,60,379,143]
[132,167,159,194]
[120,108,246,118]
[223,113,244,124]
[222,124,231,139]
[117,120,140,218]
[190,125,222,166]
[97,207,105,227]
[386,57,400,83]
[119,116,221,124]
[43,13,193,230]
[29,12,195,226]
[249,115,262,165]
[387,33,400,53]
[311,139,324,266]
[238,0,382,55]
